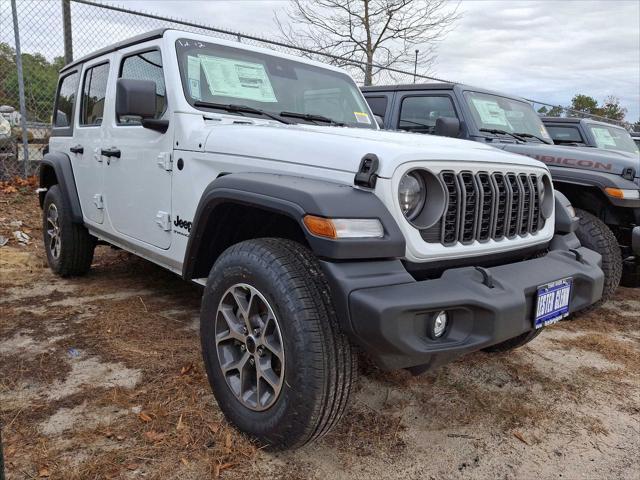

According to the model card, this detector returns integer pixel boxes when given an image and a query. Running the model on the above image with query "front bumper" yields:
[321,235,604,371]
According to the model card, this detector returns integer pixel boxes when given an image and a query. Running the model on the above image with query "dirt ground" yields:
[1,184,639,480]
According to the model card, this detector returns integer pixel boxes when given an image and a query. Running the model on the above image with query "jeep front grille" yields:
[422,170,545,246]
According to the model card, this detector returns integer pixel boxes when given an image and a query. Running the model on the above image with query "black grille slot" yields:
[422,171,545,246]
[440,171,460,245]
[506,173,521,238]
[477,172,494,241]
[518,173,531,236]
[459,172,478,244]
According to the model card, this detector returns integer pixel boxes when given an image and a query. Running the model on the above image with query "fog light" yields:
[429,311,448,339]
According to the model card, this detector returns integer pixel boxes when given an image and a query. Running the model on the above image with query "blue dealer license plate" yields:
[534,278,572,329]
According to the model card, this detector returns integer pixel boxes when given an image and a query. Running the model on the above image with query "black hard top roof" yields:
[541,116,626,129]
[60,28,168,72]
[361,83,456,92]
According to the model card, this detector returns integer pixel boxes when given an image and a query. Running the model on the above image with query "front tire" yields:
[574,208,622,301]
[42,185,95,277]
[200,238,356,450]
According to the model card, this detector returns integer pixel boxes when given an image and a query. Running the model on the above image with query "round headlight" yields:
[398,171,426,220]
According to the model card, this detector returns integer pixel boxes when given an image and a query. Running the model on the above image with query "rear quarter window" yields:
[53,71,80,130]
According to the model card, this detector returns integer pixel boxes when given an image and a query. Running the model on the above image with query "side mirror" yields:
[116,78,156,118]
[434,117,460,138]
[373,114,384,128]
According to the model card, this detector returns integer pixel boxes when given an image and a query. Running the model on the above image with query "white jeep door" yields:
[102,46,173,250]
[72,57,113,225]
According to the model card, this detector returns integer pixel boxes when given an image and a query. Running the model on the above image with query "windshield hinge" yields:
[354,154,379,189]
[157,152,172,171]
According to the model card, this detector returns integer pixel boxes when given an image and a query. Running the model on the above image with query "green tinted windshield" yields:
[587,124,639,155]
[464,91,551,141]
[175,38,374,128]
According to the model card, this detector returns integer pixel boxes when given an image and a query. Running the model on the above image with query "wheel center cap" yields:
[245,335,257,354]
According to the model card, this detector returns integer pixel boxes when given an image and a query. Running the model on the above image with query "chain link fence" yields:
[0,0,630,180]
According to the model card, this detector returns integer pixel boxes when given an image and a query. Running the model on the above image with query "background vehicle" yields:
[628,131,639,149]
[541,116,639,155]
[40,31,603,449]
[363,83,640,292]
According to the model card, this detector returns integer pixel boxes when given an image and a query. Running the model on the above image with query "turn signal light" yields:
[303,216,384,239]
[604,187,640,200]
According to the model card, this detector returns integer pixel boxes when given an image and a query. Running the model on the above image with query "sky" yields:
[3,0,639,121]
[112,0,640,121]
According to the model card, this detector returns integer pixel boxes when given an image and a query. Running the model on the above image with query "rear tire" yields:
[574,208,622,302]
[483,329,542,353]
[200,238,356,450]
[42,185,95,277]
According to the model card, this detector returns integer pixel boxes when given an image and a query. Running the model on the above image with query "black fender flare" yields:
[548,166,640,209]
[182,173,405,279]
[39,151,83,223]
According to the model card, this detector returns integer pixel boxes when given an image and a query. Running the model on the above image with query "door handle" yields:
[70,145,84,154]
[101,148,121,158]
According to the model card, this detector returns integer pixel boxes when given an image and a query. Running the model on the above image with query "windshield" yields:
[175,38,374,128]
[587,124,639,155]
[464,91,551,142]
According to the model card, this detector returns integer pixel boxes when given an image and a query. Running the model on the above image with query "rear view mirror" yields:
[434,117,460,138]
[116,78,168,133]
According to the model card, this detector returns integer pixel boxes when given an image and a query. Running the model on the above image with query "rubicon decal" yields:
[173,215,193,232]
[523,154,612,171]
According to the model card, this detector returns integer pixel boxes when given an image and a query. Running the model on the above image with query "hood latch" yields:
[354,153,379,189]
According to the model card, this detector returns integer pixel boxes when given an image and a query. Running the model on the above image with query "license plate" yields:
[534,278,572,329]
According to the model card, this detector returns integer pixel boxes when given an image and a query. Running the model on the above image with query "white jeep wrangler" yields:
[41,29,604,449]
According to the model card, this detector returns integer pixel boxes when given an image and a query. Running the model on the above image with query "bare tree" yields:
[275,0,461,85]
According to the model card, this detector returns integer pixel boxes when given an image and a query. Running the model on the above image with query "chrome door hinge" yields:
[155,211,171,231]
[157,152,172,171]
[93,194,104,210]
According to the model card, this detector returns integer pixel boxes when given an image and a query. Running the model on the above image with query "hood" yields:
[202,122,548,178]
[495,142,639,177]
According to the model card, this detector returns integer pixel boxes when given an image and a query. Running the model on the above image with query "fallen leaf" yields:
[224,431,232,453]
[38,467,50,477]
[180,364,194,376]
[116,435,125,441]
[139,411,152,422]
[208,423,220,434]
[144,430,165,442]
[181,458,189,466]
[125,464,138,471]
[513,431,530,445]
[176,414,184,431]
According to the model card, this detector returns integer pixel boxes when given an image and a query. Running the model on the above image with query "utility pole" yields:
[413,49,419,83]
[62,0,73,64]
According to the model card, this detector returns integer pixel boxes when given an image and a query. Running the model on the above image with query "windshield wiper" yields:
[193,101,291,124]
[279,111,345,126]
[479,128,526,143]
[513,132,552,145]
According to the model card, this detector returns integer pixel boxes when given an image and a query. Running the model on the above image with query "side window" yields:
[80,63,110,126]
[53,71,79,129]
[365,96,388,117]
[399,95,457,133]
[546,125,584,144]
[118,50,166,124]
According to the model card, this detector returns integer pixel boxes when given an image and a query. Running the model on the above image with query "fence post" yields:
[62,0,73,64]
[11,0,30,177]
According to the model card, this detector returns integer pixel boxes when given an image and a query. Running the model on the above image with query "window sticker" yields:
[354,111,371,124]
[591,127,617,148]
[187,56,202,100]
[197,54,277,102]
[470,98,508,127]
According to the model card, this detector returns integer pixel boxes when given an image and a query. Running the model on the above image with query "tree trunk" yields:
[364,56,373,86]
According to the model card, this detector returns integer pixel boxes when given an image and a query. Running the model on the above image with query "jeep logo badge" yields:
[173,215,192,232]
